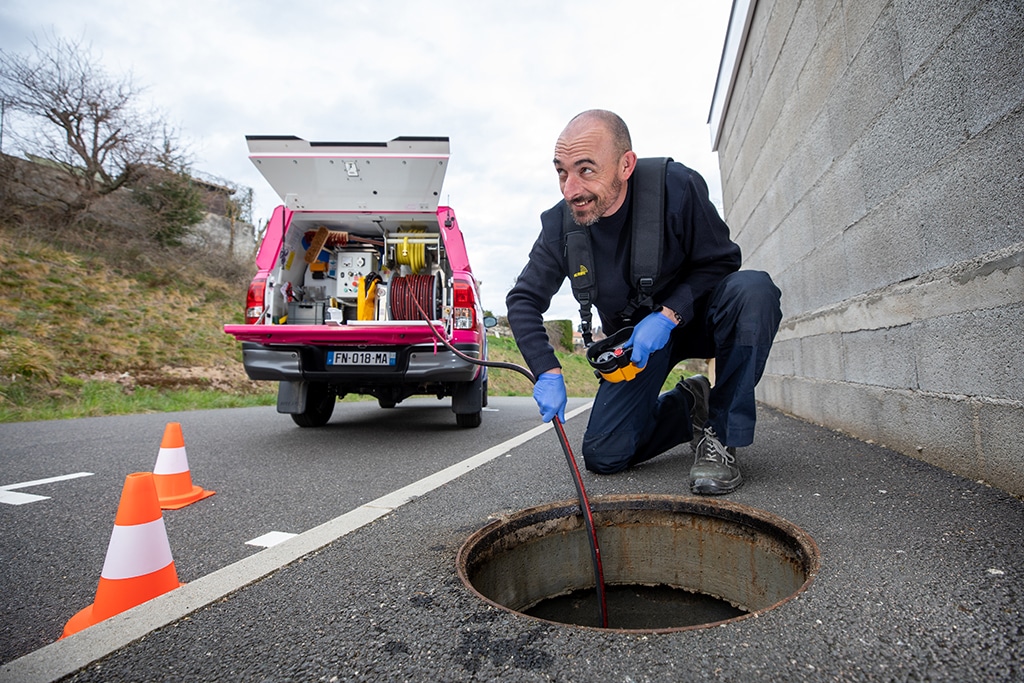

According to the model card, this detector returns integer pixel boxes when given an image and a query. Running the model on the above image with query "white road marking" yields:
[0,472,94,506]
[246,531,299,548]
[0,490,50,505]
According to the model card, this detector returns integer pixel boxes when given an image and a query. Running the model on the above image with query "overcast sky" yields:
[1,1,732,322]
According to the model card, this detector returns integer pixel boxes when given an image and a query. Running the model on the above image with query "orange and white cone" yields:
[153,422,214,510]
[62,472,184,638]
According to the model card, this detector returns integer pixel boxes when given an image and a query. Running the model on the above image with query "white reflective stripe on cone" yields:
[153,446,189,475]
[100,518,175,579]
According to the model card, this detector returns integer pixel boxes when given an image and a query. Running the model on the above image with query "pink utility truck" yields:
[224,135,491,428]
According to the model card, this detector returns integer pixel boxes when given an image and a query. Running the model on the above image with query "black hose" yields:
[409,299,609,628]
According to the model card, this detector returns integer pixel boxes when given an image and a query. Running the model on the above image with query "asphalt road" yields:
[0,397,554,665]
[2,397,1023,681]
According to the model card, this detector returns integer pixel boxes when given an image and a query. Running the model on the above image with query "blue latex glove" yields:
[623,311,676,368]
[533,372,567,423]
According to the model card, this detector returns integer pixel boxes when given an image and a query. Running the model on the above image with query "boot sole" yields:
[690,475,743,496]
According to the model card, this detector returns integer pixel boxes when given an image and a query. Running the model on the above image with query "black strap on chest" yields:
[563,156,670,346]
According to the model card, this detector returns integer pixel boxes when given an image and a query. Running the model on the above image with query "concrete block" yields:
[819,379,886,440]
[918,109,1024,268]
[759,1,801,89]
[842,325,918,389]
[811,0,842,30]
[840,201,927,295]
[858,41,969,209]
[785,375,827,426]
[827,7,905,158]
[915,303,1024,400]
[841,0,891,60]
[978,400,1024,496]
[875,388,985,484]
[777,200,817,265]
[787,112,836,204]
[893,0,979,80]
[743,219,786,280]
[954,0,1024,136]
[773,258,810,315]
[755,372,788,408]
[915,246,1024,321]
[795,3,848,118]
[800,332,845,381]
[771,261,804,318]
[797,232,854,312]
[809,146,867,234]
[741,0,776,107]
[766,337,801,377]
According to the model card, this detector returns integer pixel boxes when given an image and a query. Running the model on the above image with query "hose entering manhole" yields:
[458,495,820,631]
[412,299,819,630]
[413,297,609,626]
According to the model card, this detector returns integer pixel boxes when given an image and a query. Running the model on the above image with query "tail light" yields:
[452,280,476,330]
[245,277,267,324]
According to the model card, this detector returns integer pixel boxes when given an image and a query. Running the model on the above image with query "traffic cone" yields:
[62,472,183,638]
[152,422,214,510]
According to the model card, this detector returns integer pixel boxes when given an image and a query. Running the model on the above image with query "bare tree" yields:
[0,32,187,216]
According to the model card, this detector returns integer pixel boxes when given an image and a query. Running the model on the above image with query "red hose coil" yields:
[389,274,438,320]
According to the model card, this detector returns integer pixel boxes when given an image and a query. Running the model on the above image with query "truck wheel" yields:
[452,373,484,428]
[456,411,482,428]
[291,382,335,427]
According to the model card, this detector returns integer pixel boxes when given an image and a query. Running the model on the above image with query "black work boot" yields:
[677,375,711,451]
[689,426,742,495]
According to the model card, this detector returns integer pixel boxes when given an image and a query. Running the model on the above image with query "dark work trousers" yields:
[581,270,782,474]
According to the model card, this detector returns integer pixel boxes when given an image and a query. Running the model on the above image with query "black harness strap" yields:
[563,202,597,346]
[621,157,669,320]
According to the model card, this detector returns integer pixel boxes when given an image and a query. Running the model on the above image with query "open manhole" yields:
[457,494,820,632]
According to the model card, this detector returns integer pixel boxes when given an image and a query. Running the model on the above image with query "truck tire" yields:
[291,382,335,427]
[456,411,482,428]
[452,373,485,428]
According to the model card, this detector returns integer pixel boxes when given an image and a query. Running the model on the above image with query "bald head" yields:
[561,110,633,159]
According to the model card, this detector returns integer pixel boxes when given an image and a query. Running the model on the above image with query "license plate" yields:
[328,351,396,366]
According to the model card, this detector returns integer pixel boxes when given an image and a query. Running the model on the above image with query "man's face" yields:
[553,120,635,226]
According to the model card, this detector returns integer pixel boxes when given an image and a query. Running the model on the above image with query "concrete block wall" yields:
[714,0,1024,496]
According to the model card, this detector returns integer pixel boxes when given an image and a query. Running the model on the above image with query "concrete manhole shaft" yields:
[457,494,820,632]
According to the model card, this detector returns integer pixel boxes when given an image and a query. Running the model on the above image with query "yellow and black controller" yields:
[586,327,643,382]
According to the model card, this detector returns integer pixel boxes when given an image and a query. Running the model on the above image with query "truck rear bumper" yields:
[241,342,481,384]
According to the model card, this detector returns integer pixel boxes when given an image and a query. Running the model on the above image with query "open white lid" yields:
[246,135,449,218]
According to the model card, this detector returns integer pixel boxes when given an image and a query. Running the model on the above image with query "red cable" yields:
[408,294,609,627]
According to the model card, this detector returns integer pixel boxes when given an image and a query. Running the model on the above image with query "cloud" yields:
[1,0,731,321]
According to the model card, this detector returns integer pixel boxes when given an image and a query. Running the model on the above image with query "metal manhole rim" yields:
[456,493,821,634]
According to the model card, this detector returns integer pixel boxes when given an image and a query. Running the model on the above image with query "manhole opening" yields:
[457,495,820,632]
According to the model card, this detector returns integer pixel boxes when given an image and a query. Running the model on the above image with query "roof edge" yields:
[707,0,758,152]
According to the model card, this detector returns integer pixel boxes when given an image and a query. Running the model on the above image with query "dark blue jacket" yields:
[506,161,741,378]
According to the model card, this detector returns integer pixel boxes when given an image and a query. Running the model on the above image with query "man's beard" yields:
[568,176,624,227]
[569,196,601,226]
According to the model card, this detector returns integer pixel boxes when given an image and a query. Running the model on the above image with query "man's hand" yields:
[533,371,567,423]
[623,310,677,368]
